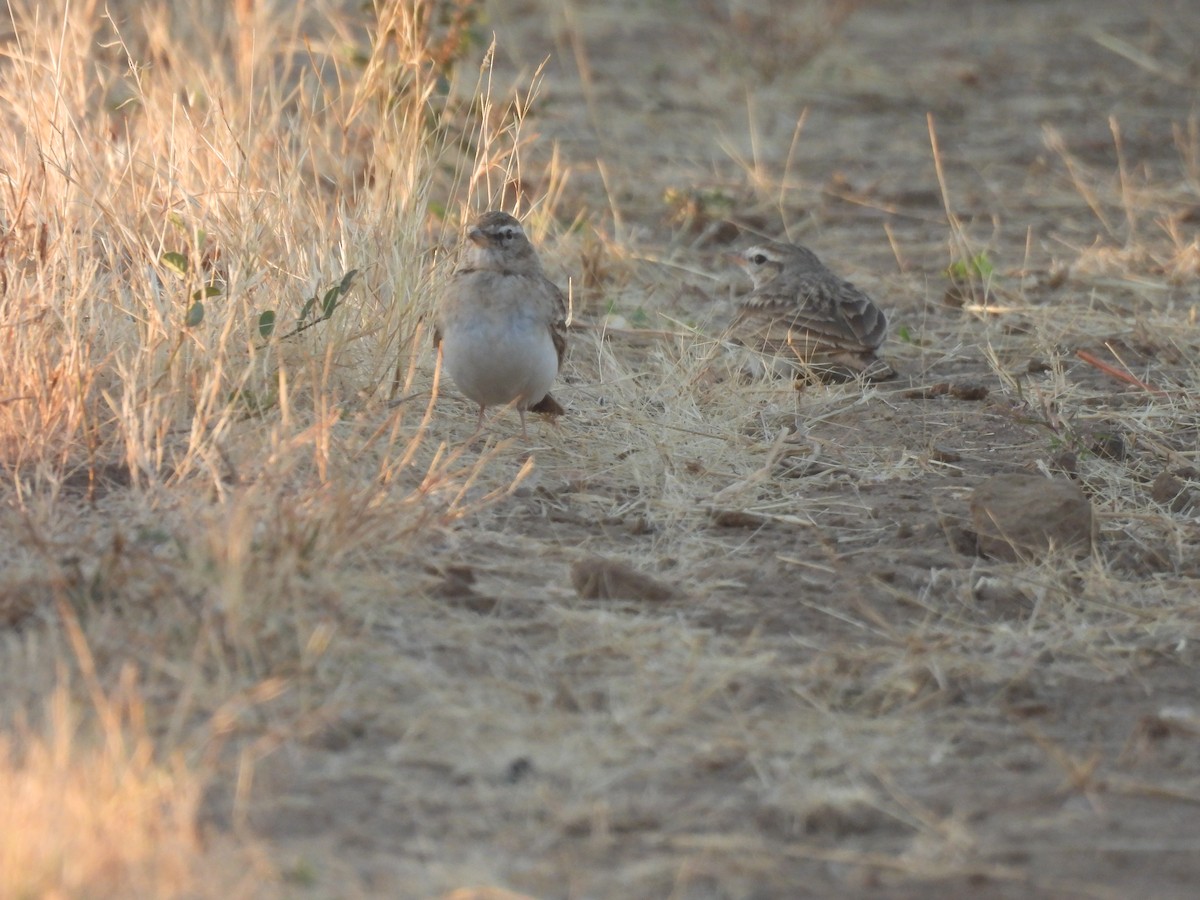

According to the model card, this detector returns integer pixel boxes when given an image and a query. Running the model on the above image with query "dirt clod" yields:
[970,474,1095,561]
[904,382,990,401]
[570,556,676,601]
[1151,471,1195,513]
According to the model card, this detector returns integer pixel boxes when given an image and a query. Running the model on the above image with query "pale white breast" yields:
[440,308,559,409]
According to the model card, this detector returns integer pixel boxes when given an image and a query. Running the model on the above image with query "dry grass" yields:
[1,0,1199,897]
[0,0,546,893]
[1,684,205,897]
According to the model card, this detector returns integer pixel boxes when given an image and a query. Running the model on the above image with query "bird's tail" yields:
[529,393,565,416]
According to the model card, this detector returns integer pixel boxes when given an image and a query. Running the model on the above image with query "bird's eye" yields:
[502,228,515,241]
[751,253,768,265]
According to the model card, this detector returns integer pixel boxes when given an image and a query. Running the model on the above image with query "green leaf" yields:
[897,324,913,343]
[339,269,357,293]
[300,296,317,321]
[321,286,340,319]
[185,300,205,327]
[192,284,222,301]
[258,310,276,338]
[945,251,994,282]
[161,251,189,278]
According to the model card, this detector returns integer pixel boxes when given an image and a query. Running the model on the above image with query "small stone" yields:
[902,382,989,401]
[426,565,500,614]
[944,523,979,556]
[970,473,1095,561]
[942,284,969,308]
[709,508,768,528]
[1050,451,1079,477]
[503,756,534,785]
[950,382,990,401]
[1090,431,1127,461]
[1151,471,1194,513]
[973,575,1034,618]
[930,445,963,463]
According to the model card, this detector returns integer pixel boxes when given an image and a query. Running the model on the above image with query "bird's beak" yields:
[466,226,487,246]
[722,251,746,268]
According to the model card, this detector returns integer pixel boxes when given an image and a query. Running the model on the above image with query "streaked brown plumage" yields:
[434,211,567,436]
[729,240,893,382]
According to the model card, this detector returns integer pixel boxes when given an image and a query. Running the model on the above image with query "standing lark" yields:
[728,240,894,382]
[435,210,567,437]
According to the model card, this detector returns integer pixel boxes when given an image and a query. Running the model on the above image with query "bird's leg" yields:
[475,404,486,433]
[518,408,529,440]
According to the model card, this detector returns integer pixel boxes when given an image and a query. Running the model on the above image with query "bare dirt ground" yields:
[336,2,1200,896]
[2,0,1200,898]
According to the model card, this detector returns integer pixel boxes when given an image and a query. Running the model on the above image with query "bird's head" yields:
[462,211,539,271]
[729,241,819,290]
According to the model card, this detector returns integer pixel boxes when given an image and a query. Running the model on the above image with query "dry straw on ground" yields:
[1,0,1199,898]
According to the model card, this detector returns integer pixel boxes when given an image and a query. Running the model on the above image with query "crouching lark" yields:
[728,240,894,382]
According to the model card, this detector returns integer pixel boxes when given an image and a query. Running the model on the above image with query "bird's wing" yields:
[736,273,886,353]
[544,277,569,368]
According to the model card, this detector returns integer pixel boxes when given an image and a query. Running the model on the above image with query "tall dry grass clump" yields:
[0,0,436,486]
[0,0,554,894]
[0,673,205,897]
